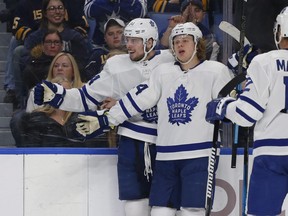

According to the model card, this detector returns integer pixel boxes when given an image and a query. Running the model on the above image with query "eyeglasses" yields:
[46,5,65,12]
[44,40,62,46]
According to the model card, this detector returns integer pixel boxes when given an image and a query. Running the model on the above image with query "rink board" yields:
[0,148,287,216]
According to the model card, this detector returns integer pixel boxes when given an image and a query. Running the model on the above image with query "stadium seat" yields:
[148,12,179,36]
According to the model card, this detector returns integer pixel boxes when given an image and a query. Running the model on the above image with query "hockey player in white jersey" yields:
[206,6,288,216]
[33,18,174,216]
[74,22,233,216]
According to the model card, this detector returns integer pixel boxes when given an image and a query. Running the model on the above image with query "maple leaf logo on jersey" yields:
[141,105,158,123]
[167,85,199,125]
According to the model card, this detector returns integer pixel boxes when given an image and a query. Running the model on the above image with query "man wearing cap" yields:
[159,0,220,61]
[84,18,127,80]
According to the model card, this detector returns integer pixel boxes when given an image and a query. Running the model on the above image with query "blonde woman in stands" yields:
[11,52,85,146]
[19,76,102,147]
[26,52,84,112]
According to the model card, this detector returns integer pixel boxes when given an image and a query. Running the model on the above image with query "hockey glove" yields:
[227,44,260,75]
[76,110,112,139]
[205,97,235,124]
[34,80,66,108]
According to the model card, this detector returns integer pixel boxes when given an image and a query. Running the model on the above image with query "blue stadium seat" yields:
[148,12,210,35]
[148,12,179,36]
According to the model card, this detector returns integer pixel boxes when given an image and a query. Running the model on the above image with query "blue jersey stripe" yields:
[236,107,256,123]
[127,92,143,113]
[240,95,265,113]
[254,138,288,148]
[82,85,101,107]
[79,88,89,111]
[156,142,217,153]
[120,121,157,135]
[119,100,132,118]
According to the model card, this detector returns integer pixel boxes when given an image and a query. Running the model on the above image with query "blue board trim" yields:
[0,148,252,155]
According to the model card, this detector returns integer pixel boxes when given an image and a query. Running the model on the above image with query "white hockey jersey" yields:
[59,50,174,143]
[226,50,288,157]
[108,60,233,160]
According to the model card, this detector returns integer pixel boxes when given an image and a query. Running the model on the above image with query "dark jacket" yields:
[18,111,108,148]
[23,54,54,90]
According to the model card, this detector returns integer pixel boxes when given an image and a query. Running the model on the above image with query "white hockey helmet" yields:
[274,6,288,49]
[170,22,202,50]
[124,18,159,57]
[170,22,202,64]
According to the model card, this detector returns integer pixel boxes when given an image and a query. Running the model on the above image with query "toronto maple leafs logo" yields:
[167,85,199,125]
[141,105,158,123]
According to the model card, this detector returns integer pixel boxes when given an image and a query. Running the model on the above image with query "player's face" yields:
[43,33,63,56]
[125,37,145,61]
[45,0,66,25]
[105,25,124,49]
[173,35,195,62]
[52,55,74,82]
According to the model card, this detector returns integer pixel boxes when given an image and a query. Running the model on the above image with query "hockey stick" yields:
[220,21,246,169]
[205,2,248,215]
[205,74,247,216]
[204,53,247,216]
[219,20,251,168]
[219,21,250,46]
[236,1,249,215]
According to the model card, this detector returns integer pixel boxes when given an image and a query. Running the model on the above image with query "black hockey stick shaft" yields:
[205,74,246,216]
[231,0,248,169]
[205,119,219,216]
[205,1,248,214]
[237,1,249,215]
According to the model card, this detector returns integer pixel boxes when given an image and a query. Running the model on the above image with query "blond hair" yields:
[46,52,84,88]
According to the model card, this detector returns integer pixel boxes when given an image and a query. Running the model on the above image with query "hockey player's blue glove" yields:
[76,110,112,139]
[34,80,66,108]
[227,44,260,75]
[205,97,235,124]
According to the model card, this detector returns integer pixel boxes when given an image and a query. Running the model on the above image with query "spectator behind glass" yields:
[25,0,93,69]
[84,18,127,80]
[159,0,220,61]
[23,30,64,93]
[12,0,93,109]
[3,0,89,109]
[84,0,146,46]
[26,52,84,113]
[19,76,105,147]
[11,52,86,147]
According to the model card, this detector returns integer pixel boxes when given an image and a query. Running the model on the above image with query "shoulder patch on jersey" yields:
[141,105,158,123]
[167,84,199,126]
